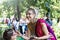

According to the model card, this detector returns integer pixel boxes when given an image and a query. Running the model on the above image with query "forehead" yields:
[12,30,17,35]
[13,30,15,33]
[26,10,35,14]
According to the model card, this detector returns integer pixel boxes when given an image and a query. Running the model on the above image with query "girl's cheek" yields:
[11,35,17,39]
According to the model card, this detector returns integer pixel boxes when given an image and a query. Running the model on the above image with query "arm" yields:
[20,29,31,40]
[34,23,51,39]
[15,30,30,40]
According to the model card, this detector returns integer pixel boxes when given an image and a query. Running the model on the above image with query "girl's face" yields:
[11,30,17,40]
[26,10,36,21]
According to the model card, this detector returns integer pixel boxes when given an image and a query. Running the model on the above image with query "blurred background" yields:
[0,0,60,40]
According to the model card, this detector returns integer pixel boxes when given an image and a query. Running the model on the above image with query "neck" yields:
[11,39,16,40]
[31,18,37,23]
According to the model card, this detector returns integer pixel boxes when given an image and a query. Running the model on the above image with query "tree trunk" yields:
[16,5,21,21]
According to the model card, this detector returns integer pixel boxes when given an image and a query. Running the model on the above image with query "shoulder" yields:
[37,18,46,23]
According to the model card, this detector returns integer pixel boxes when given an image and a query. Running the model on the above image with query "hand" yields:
[15,30,22,36]
[22,35,30,40]
[34,36,42,40]
[34,37,39,39]
[50,35,54,38]
[49,33,54,38]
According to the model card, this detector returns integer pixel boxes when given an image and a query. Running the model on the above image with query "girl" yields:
[26,8,57,40]
[3,29,29,40]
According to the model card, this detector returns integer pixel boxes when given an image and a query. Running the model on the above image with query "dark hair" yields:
[3,29,13,40]
[26,8,36,14]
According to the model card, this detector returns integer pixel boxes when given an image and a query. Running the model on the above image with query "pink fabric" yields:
[35,19,57,40]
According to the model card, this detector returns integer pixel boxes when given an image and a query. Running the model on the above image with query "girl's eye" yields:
[26,13,31,15]
[13,34,16,36]
[13,33,17,36]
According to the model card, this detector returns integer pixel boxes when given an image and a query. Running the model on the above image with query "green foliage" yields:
[0,0,60,18]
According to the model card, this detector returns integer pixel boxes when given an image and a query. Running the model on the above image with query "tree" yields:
[0,0,60,19]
